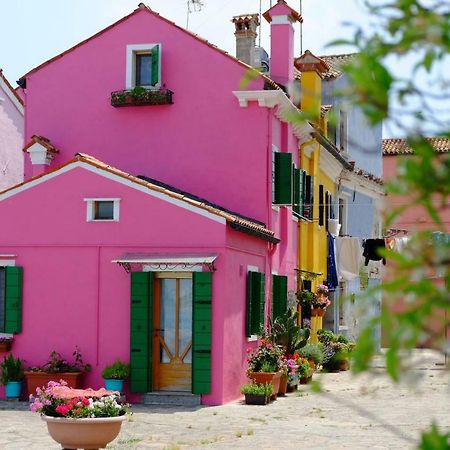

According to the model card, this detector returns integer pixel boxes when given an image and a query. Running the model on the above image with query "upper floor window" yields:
[85,198,120,222]
[126,44,161,89]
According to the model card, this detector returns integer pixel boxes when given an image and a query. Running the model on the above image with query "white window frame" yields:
[85,198,120,222]
[126,43,161,90]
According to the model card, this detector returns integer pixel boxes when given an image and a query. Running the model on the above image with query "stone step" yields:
[142,391,201,407]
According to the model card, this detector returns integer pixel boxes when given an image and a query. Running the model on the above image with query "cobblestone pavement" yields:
[1,350,449,450]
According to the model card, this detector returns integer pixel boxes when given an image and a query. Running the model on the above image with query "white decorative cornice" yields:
[340,170,385,199]
[232,90,315,142]
[0,78,24,115]
[320,147,344,182]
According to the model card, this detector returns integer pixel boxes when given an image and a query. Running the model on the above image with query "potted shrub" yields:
[311,285,331,316]
[295,356,313,384]
[246,339,283,399]
[25,348,91,396]
[0,336,14,353]
[240,382,273,405]
[102,360,130,393]
[30,380,129,449]
[298,343,324,370]
[0,354,24,398]
[268,310,310,395]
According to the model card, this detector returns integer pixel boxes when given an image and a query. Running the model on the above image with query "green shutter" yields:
[151,44,160,86]
[246,272,265,336]
[192,272,212,395]
[309,176,315,220]
[293,167,300,215]
[299,170,304,216]
[130,272,153,393]
[4,267,23,334]
[274,153,293,205]
[319,184,324,226]
[272,275,288,321]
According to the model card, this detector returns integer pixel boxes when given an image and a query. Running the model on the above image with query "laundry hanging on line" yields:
[362,239,386,266]
[335,236,362,281]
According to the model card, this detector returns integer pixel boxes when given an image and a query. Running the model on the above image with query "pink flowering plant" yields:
[311,284,331,309]
[246,339,284,374]
[29,380,129,418]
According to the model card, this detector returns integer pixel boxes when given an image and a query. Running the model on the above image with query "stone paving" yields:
[0,350,449,450]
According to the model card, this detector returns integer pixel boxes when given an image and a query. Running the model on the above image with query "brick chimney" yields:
[294,50,329,122]
[232,14,260,67]
[263,0,302,88]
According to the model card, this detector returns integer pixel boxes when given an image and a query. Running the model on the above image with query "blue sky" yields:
[0,0,368,82]
[1,1,447,137]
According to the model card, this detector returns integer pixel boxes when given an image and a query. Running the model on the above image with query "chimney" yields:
[263,0,302,88]
[294,50,329,122]
[23,135,59,178]
[232,14,260,67]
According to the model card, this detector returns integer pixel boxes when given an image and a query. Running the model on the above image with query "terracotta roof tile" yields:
[294,53,357,80]
[0,69,24,106]
[383,137,450,155]
[22,135,60,154]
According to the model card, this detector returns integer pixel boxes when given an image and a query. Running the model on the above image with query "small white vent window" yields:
[85,198,120,222]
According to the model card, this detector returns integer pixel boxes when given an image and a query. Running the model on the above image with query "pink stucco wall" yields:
[0,80,23,190]
[383,154,450,231]
[23,8,271,223]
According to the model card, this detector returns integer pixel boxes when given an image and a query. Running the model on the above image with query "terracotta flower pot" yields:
[25,372,83,396]
[278,374,288,396]
[338,359,349,371]
[311,308,325,317]
[248,371,281,400]
[0,342,12,352]
[299,374,313,384]
[42,415,126,449]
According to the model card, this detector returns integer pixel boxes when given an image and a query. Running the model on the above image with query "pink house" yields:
[0,70,23,190]
[0,1,307,405]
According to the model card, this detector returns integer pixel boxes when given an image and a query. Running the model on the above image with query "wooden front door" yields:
[153,273,192,391]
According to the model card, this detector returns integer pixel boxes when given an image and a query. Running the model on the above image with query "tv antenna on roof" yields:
[186,0,206,30]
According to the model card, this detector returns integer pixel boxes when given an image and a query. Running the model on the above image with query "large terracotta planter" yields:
[25,371,83,396]
[278,374,288,396]
[248,372,281,400]
[42,415,126,449]
[311,308,325,317]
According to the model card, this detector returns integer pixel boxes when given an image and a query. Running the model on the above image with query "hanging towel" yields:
[336,237,362,281]
[327,232,339,290]
[363,239,386,266]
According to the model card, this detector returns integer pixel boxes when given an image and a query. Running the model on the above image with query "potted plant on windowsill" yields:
[0,336,13,353]
[0,353,24,399]
[30,380,130,449]
[110,86,174,107]
[24,348,91,396]
[240,382,273,405]
[311,285,331,317]
[102,360,130,393]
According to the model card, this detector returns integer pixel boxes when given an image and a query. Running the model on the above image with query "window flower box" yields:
[111,87,173,107]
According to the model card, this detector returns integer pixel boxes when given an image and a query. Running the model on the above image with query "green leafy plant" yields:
[0,354,24,385]
[102,360,130,380]
[246,339,283,374]
[240,382,273,396]
[27,348,91,373]
[298,343,324,365]
[268,309,310,356]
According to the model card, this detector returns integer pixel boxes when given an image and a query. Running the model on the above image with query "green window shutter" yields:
[192,272,212,395]
[130,272,153,393]
[319,185,324,226]
[303,175,312,219]
[274,153,293,205]
[4,267,23,334]
[293,167,300,215]
[309,176,315,220]
[272,275,288,322]
[299,170,304,216]
[246,272,265,336]
[151,44,160,86]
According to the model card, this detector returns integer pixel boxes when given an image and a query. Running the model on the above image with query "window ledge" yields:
[111,88,173,107]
